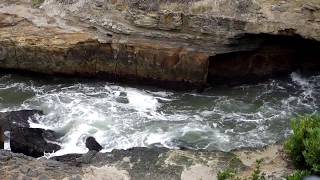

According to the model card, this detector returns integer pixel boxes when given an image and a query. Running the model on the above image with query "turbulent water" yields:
[0,72,319,156]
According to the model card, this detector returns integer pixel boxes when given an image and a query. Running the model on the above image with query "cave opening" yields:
[207,34,320,85]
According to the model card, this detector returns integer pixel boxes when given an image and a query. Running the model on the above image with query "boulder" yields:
[0,110,43,130]
[0,110,61,157]
[0,125,3,149]
[85,136,102,152]
[10,127,61,158]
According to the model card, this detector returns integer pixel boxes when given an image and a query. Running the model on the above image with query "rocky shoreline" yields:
[0,0,320,89]
[0,144,292,180]
[0,110,293,180]
[0,0,318,179]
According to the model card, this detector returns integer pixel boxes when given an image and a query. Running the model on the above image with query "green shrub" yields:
[303,128,320,172]
[217,168,236,180]
[284,115,320,171]
[287,170,312,180]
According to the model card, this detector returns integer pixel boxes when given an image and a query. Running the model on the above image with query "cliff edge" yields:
[0,0,320,88]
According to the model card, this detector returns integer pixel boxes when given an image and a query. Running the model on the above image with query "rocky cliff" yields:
[0,0,320,88]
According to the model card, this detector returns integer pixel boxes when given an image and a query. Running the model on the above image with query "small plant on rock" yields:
[248,159,265,180]
[217,159,265,180]
[217,168,236,180]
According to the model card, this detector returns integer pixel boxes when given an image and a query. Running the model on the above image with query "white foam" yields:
[126,88,159,112]
[291,72,311,87]
[0,73,319,156]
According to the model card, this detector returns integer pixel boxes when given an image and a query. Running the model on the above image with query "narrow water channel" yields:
[0,72,319,156]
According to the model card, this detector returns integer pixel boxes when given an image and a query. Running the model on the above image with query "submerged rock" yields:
[85,136,102,152]
[10,127,61,158]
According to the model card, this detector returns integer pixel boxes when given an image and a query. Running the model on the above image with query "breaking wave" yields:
[0,72,319,156]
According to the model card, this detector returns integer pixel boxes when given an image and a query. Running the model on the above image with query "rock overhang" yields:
[0,0,320,89]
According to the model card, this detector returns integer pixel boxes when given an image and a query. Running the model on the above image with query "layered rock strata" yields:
[0,0,320,88]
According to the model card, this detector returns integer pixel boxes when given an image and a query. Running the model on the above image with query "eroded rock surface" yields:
[0,0,320,88]
[0,145,293,180]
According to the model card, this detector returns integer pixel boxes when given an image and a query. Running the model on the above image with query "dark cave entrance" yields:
[207,34,320,85]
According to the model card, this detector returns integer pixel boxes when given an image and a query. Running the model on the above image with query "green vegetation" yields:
[218,115,320,180]
[284,114,320,171]
[217,168,237,180]
[217,159,265,180]
[287,170,311,180]
[32,0,44,7]
[284,114,320,179]
[249,159,265,180]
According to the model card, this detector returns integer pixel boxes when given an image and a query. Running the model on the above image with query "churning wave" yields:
[0,72,319,156]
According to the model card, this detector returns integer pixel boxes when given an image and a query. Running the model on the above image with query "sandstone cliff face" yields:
[0,0,320,88]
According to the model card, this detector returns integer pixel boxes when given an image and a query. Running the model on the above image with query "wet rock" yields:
[85,136,102,152]
[10,127,61,158]
[0,125,3,149]
[0,110,43,130]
